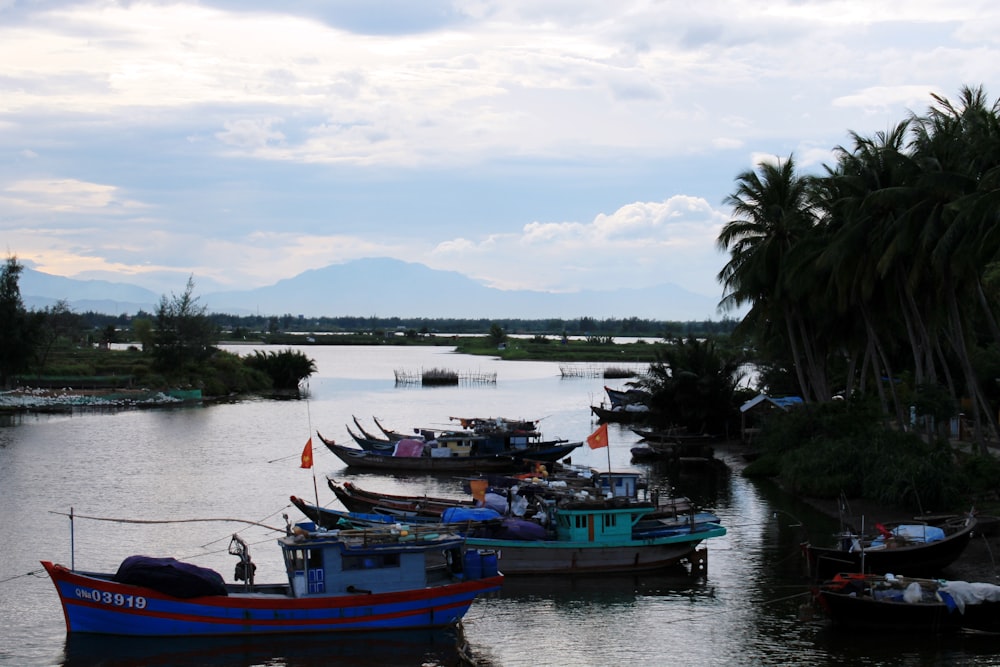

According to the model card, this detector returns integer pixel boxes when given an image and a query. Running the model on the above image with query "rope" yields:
[48,510,285,533]
[198,504,293,548]
[0,568,46,585]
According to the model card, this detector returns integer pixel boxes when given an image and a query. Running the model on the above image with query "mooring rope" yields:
[48,510,285,533]
[0,569,46,585]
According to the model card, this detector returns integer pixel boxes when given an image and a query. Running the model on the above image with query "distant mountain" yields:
[19,268,161,315]
[18,258,724,321]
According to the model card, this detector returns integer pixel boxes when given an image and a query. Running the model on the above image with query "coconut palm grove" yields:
[714,86,1000,509]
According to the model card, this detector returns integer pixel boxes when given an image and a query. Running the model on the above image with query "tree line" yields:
[717,85,1000,452]
[0,262,316,395]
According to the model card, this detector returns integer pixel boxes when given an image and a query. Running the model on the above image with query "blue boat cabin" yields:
[280,525,467,596]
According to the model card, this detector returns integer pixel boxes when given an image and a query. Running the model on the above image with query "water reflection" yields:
[5,345,1000,666]
[62,627,472,667]
[498,566,713,602]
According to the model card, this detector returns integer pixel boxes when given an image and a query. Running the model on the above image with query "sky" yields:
[1,1,998,312]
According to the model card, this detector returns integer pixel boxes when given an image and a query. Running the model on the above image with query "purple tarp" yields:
[393,439,426,457]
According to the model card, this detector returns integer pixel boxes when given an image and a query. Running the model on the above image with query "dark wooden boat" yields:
[353,415,404,443]
[322,439,582,472]
[802,515,977,581]
[913,512,1000,537]
[336,416,570,457]
[331,475,697,523]
[604,385,651,408]
[329,479,479,518]
[815,572,1000,633]
[342,425,396,452]
[631,427,718,444]
[373,415,410,441]
[317,429,393,453]
[590,404,650,423]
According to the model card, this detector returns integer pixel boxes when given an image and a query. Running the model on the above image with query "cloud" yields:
[1,1,998,313]
[430,195,729,296]
[216,118,286,149]
[0,178,147,213]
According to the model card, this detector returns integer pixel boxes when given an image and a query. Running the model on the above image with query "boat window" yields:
[285,548,322,572]
[604,514,617,528]
[342,553,401,570]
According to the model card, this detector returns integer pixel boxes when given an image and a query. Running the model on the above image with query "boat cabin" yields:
[593,472,642,498]
[428,432,484,457]
[550,505,649,543]
[279,524,467,596]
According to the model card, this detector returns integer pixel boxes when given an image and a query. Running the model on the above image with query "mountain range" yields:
[18,258,726,321]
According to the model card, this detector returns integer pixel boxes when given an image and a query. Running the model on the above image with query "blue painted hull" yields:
[43,561,502,637]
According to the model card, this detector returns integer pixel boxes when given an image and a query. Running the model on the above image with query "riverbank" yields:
[0,387,199,413]
[711,438,1000,584]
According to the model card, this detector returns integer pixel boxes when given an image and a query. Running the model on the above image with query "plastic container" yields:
[463,550,482,580]
[481,551,499,577]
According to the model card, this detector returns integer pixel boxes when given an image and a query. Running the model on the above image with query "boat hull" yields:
[803,518,976,581]
[42,561,501,637]
[324,441,582,472]
[291,497,726,576]
[816,582,1000,634]
[465,527,725,575]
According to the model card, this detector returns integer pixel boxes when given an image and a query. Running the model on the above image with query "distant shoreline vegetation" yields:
[70,311,739,341]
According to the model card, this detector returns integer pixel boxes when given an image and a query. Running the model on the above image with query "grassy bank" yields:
[454,335,665,363]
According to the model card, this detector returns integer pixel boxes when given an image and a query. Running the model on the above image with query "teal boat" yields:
[291,496,725,576]
[463,501,725,575]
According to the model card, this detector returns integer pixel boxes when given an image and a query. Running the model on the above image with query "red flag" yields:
[586,423,609,449]
[300,437,314,469]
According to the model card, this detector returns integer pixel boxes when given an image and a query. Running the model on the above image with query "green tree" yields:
[488,323,507,347]
[151,276,218,375]
[243,349,317,391]
[100,324,118,347]
[635,335,747,433]
[34,299,83,373]
[132,317,154,351]
[0,256,40,388]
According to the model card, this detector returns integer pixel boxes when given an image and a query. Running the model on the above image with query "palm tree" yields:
[813,124,918,426]
[717,156,828,401]
[634,335,748,433]
[907,86,1000,449]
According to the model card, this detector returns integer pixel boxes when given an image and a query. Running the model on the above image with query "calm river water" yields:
[2,345,999,666]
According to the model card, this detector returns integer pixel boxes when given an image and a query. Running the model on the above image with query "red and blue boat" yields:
[42,523,502,637]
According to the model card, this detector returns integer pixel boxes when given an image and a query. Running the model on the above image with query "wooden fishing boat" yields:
[814,572,1000,633]
[604,385,651,408]
[590,404,650,423]
[291,497,727,576]
[295,495,720,542]
[291,496,504,528]
[43,522,502,637]
[802,515,977,581]
[631,426,718,444]
[342,425,396,452]
[329,479,481,518]
[322,438,582,473]
[333,473,697,524]
[325,416,577,462]
[373,415,411,441]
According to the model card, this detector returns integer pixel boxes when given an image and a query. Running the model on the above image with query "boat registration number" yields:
[75,587,147,609]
